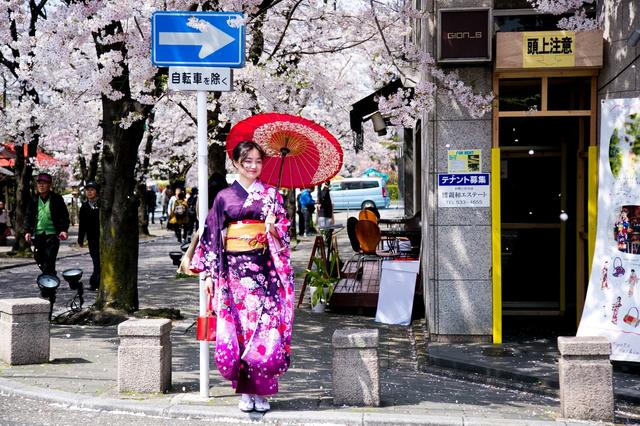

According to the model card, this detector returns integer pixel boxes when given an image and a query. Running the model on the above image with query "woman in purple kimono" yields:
[190,141,294,412]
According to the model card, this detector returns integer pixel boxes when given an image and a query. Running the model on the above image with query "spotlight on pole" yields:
[62,268,84,312]
[169,251,183,266]
[36,274,60,320]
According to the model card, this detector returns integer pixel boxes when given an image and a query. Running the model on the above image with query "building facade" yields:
[416,0,640,343]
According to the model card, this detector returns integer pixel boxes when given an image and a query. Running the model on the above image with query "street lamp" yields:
[370,112,387,136]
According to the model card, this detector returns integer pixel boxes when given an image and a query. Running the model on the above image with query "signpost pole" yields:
[197,90,210,397]
[151,10,244,397]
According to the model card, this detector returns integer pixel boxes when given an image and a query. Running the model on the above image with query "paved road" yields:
[0,392,213,426]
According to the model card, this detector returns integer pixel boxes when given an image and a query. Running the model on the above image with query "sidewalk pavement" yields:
[0,222,635,425]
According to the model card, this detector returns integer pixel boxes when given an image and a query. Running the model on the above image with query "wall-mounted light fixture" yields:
[370,112,387,136]
[628,28,640,47]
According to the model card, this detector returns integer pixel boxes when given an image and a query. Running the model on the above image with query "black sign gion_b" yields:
[438,9,491,63]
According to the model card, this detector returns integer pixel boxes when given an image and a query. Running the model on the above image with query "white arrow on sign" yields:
[159,21,235,59]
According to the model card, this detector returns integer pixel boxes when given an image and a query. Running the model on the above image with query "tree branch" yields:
[267,0,304,60]
[277,33,377,56]
[369,0,410,81]
[172,100,197,125]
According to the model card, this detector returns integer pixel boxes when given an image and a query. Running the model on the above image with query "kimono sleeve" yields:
[190,196,225,279]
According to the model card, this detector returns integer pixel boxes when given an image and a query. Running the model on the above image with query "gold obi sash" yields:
[225,220,267,252]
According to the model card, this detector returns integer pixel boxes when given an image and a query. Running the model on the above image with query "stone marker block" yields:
[558,336,614,422]
[0,298,51,365]
[118,319,172,393]
[332,328,380,406]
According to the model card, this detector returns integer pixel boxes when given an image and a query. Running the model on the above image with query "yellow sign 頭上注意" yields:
[523,31,575,68]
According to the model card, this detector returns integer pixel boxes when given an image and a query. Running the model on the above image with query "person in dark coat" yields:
[317,182,333,228]
[78,181,101,290]
[296,192,305,236]
[186,187,199,238]
[24,172,70,276]
[145,186,157,224]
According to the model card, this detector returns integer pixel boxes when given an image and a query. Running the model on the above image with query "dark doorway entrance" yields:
[500,117,588,337]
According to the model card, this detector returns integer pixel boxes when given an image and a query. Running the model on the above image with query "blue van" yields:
[329,177,390,210]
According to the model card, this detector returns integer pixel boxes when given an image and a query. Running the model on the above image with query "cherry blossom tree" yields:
[527,0,599,31]
[2,0,444,311]
[0,0,52,253]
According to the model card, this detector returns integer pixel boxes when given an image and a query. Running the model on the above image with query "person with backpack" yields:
[169,191,189,243]
[299,187,315,236]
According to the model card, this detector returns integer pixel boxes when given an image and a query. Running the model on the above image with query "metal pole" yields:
[197,90,209,397]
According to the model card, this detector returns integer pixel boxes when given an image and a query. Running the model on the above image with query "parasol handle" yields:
[268,147,290,234]
[275,147,290,190]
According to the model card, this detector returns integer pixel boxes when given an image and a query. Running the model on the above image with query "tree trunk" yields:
[94,21,147,312]
[138,183,150,236]
[138,113,155,237]
[11,139,37,253]
[96,107,145,311]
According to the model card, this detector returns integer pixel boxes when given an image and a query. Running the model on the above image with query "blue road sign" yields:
[152,11,245,68]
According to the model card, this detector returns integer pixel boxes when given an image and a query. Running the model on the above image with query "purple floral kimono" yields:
[190,179,294,395]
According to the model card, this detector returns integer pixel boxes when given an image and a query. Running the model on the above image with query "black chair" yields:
[343,217,397,290]
[342,217,363,286]
[346,216,360,252]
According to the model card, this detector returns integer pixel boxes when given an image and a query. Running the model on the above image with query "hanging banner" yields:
[578,98,640,362]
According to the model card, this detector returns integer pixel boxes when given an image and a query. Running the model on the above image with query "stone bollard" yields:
[332,328,380,406]
[118,319,172,393]
[558,336,614,422]
[0,298,51,365]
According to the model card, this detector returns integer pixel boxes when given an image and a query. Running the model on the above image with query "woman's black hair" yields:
[232,140,265,163]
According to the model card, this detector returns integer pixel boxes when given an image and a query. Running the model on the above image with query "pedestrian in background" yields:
[299,187,315,236]
[145,186,157,224]
[190,141,294,413]
[161,188,171,219]
[0,200,9,245]
[78,181,100,290]
[296,192,305,236]
[24,172,70,277]
[167,187,181,219]
[186,187,199,238]
[169,190,189,243]
[69,190,80,226]
[317,181,333,228]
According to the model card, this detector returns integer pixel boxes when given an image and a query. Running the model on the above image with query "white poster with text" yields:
[578,98,640,361]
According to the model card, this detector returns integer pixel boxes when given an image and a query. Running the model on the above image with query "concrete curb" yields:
[426,354,640,405]
[0,377,578,425]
